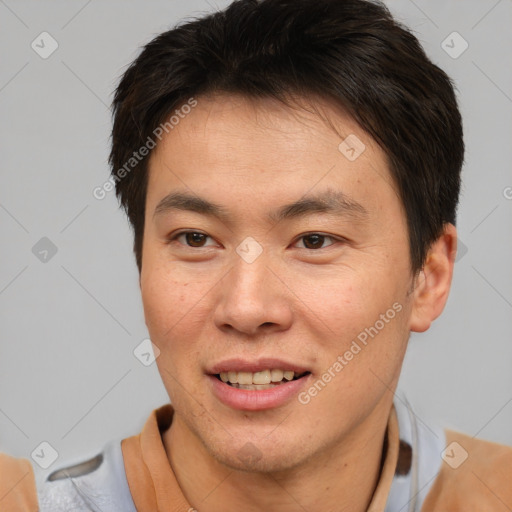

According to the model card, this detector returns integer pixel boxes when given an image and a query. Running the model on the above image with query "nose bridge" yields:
[214,246,293,334]
[230,251,269,299]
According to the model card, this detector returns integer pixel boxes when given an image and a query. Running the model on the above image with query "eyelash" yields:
[167,231,343,250]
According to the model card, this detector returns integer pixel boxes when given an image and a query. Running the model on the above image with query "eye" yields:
[294,233,338,250]
[169,231,217,248]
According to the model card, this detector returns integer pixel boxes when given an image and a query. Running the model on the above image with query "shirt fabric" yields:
[120,402,401,511]
[1,399,511,511]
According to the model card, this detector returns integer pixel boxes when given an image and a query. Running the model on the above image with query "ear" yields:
[409,223,458,333]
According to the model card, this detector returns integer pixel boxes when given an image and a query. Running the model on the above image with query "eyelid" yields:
[292,232,344,249]
[167,230,219,248]
[166,230,346,250]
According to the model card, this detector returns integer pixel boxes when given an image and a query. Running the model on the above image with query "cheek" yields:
[292,265,411,403]
[290,264,399,341]
[300,297,409,420]
[141,271,209,390]
[140,262,208,341]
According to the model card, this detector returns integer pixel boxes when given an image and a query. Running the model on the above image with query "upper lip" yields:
[207,358,311,375]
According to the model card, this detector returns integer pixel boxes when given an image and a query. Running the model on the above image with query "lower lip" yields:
[207,374,311,411]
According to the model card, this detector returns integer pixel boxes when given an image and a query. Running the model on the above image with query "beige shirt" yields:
[0,453,38,511]
[1,403,511,511]
[120,405,512,511]
[120,403,400,511]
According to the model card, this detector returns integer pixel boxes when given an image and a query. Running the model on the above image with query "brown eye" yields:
[184,232,207,247]
[295,233,336,249]
[304,234,324,249]
[304,234,327,249]
[171,231,216,248]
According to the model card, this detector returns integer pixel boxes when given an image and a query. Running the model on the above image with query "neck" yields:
[163,402,392,512]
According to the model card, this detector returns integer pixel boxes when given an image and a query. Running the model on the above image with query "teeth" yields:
[218,369,304,385]
[271,369,284,382]
[237,371,253,385]
[253,370,271,384]
[234,383,276,390]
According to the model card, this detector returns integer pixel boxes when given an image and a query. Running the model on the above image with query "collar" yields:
[385,396,445,511]
[121,398,444,512]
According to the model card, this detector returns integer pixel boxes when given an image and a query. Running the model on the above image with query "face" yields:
[140,93,418,473]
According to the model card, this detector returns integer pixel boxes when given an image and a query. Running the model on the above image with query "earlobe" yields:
[409,223,457,333]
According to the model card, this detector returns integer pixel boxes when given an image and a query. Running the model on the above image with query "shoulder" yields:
[0,452,38,511]
[35,439,136,512]
[423,429,512,511]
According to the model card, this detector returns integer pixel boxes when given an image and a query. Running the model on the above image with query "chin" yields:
[205,435,309,474]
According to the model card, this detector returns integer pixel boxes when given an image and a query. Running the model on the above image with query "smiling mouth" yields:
[213,370,311,390]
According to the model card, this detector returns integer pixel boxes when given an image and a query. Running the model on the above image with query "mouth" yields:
[207,364,312,411]
[212,369,311,390]
[206,358,313,410]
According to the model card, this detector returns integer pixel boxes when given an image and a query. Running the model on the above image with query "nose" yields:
[213,253,294,336]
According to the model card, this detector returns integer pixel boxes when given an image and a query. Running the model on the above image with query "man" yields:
[1,0,511,510]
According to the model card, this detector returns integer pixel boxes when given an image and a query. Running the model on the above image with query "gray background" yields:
[1,0,511,480]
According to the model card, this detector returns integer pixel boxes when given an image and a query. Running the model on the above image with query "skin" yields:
[140,93,457,512]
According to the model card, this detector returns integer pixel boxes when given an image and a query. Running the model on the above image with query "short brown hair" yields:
[109,0,464,273]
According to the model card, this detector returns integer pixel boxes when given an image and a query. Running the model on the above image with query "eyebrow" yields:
[153,188,368,224]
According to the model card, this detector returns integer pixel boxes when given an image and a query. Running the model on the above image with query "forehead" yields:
[153,93,376,162]
[145,93,400,221]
